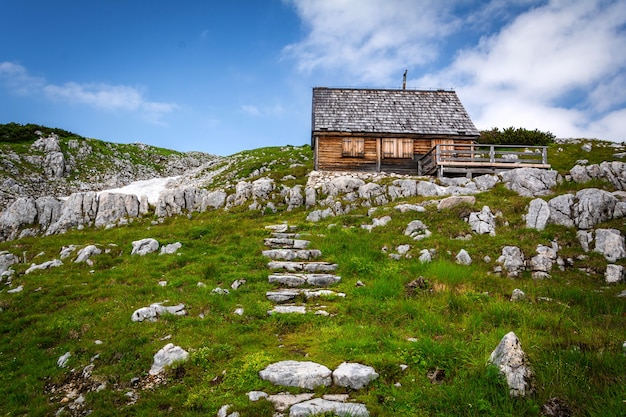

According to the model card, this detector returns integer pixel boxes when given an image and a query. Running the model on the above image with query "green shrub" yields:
[478,127,555,146]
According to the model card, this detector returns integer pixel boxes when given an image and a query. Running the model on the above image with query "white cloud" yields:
[283,0,458,85]
[0,62,178,125]
[0,61,45,94]
[417,0,626,140]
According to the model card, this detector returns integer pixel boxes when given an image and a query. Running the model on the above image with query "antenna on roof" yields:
[402,69,407,90]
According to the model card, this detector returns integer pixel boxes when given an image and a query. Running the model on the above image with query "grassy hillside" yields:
[0,140,625,416]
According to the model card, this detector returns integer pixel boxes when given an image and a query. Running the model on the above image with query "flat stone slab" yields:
[266,289,300,303]
[269,274,341,287]
[259,360,332,390]
[303,289,345,299]
[289,399,370,417]
[267,261,338,272]
[264,238,310,249]
[267,393,315,412]
[268,305,307,315]
[262,249,322,261]
[265,224,290,233]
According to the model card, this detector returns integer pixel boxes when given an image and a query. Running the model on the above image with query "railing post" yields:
[436,145,440,164]
[542,147,547,165]
[490,145,495,163]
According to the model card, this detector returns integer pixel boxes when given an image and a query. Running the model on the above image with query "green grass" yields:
[1,140,626,416]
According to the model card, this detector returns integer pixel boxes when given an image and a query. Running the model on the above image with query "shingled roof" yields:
[312,87,479,136]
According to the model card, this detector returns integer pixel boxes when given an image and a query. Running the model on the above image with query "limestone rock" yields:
[322,176,365,196]
[131,303,187,322]
[530,244,557,279]
[75,245,102,263]
[306,208,334,222]
[404,220,431,241]
[289,399,369,417]
[577,230,593,252]
[468,206,496,235]
[259,360,332,390]
[149,343,189,375]
[500,168,558,197]
[35,196,63,230]
[268,305,306,315]
[305,186,316,207]
[547,194,575,228]
[131,238,159,255]
[605,264,625,283]
[0,197,38,241]
[262,249,322,261]
[438,195,475,210]
[0,251,19,275]
[456,249,472,265]
[573,188,617,230]
[497,246,525,277]
[95,193,140,228]
[473,174,500,191]
[25,259,63,274]
[160,242,182,255]
[47,192,99,236]
[525,199,550,230]
[395,203,426,213]
[332,362,379,390]
[267,393,315,412]
[594,229,626,262]
[252,178,275,200]
[488,332,533,397]
[415,180,446,197]
[511,289,525,301]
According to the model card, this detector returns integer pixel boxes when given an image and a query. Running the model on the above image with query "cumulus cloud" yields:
[285,0,626,140]
[283,0,458,85]
[0,62,178,125]
[419,0,626,139]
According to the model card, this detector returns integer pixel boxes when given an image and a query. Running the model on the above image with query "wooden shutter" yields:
[342,138,364,157]
[383,138,413,158]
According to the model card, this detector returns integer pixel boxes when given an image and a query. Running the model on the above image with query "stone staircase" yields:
[262,224,343,315]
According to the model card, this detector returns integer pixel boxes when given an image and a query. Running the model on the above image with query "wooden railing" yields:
[417,144,550,177]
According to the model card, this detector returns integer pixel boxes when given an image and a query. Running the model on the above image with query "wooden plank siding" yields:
[314,133,475,174]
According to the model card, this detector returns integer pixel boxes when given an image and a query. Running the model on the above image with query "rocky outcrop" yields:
[570,161,626,190]
[525,188,624,232]
[500,168,559,197]
[0,131,218,213]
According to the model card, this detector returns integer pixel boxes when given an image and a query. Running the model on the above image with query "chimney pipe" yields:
[402,69,407,90]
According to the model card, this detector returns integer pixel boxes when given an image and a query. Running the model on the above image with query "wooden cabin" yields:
[311,87,480,175]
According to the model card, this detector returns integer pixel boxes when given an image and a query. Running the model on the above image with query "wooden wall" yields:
[314,134,475,174]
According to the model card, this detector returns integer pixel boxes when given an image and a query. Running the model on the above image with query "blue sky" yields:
[1,0,625,156]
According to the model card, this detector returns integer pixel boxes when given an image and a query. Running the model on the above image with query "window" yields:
[342,138,365,157]
[382,138,414,158]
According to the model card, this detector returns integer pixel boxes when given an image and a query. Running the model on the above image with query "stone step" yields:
[262,249,322,261]
[268,273,341,287]
[266,288,345,303]
[267,261,338,273]
[264,238,311,249]
[270,232,306,239]
[265,224,297,233]
[267,304,331,316]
